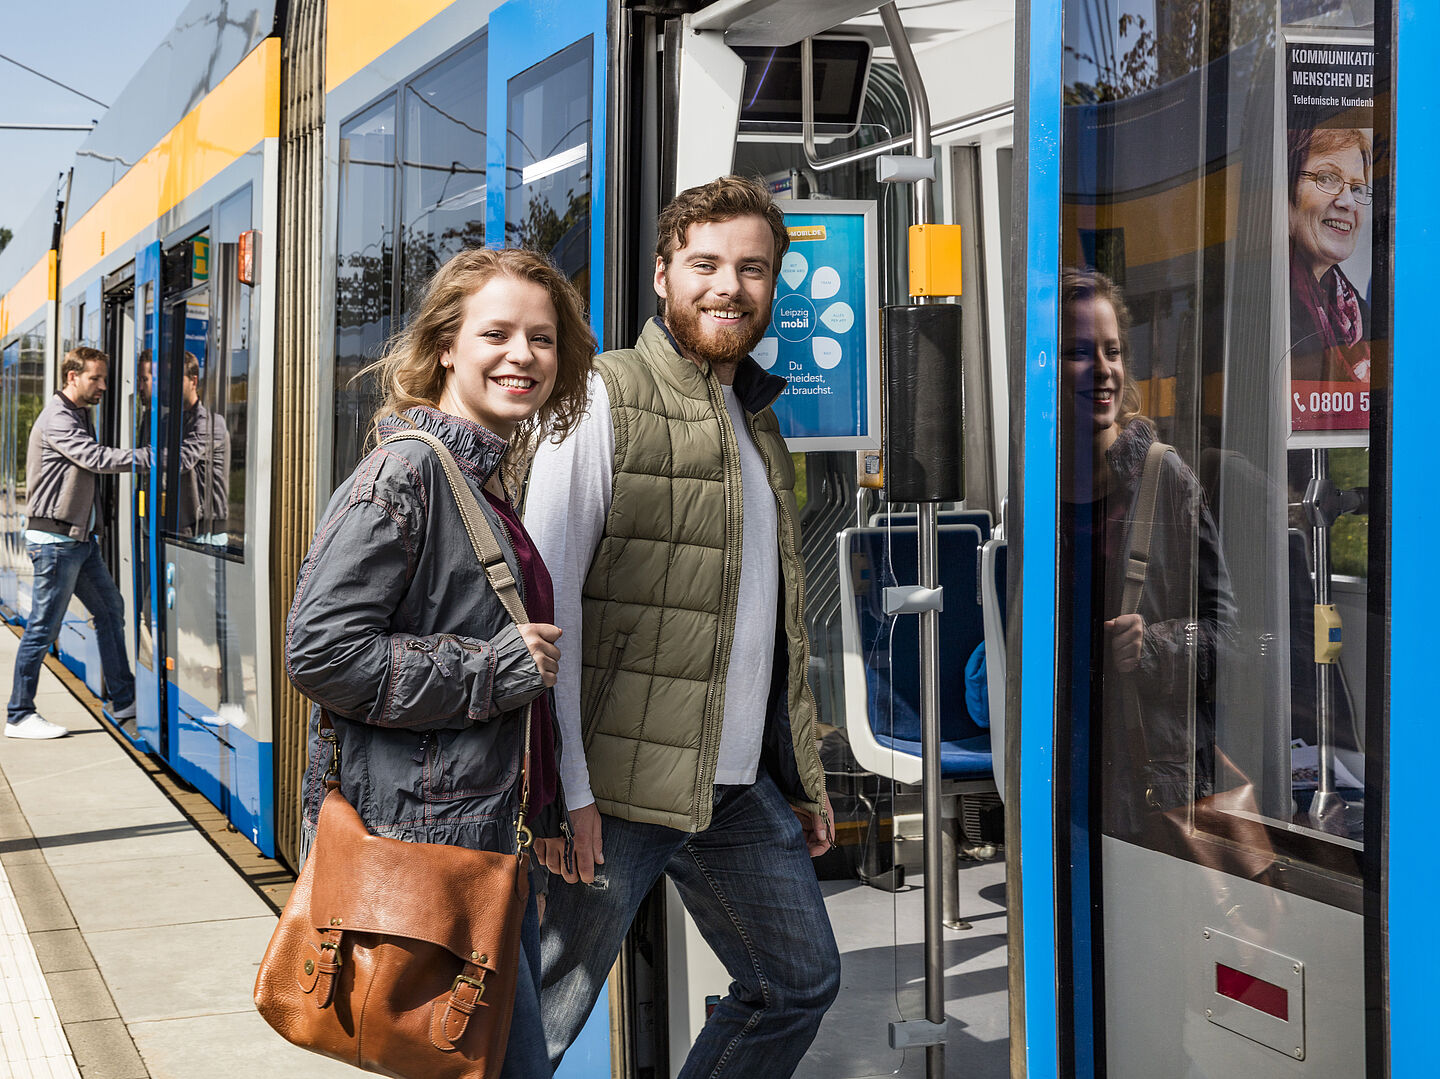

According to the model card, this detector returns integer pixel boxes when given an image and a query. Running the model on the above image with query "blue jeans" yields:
[501,886,551,1078]
[7,538,135,724]
[540,772,840,1077]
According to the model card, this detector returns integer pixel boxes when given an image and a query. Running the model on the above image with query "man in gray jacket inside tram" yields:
[7,347,142,739]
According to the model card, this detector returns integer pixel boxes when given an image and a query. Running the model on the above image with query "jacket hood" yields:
[643,317,788,414]
[377,406,509,487]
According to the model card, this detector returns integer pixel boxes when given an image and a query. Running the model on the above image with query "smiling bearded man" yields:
[523,175,840,1078]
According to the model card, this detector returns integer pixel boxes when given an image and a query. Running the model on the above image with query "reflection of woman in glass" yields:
[1059,269,1237,832]
[1288,127,1373,383]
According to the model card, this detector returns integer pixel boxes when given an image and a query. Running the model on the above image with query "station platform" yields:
[0,627,351,1079]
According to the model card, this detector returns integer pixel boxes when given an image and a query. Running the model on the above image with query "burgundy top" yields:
[484,490,558,822]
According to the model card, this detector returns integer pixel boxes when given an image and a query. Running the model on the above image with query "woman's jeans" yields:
[501,886,551,1078]
[7,538,135,724]
[539,771,841,1077]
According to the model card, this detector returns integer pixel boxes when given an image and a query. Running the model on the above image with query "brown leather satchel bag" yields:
[255,429,536,1078]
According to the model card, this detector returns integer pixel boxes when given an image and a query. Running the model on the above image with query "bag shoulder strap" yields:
[381,428,528,625]
[1119,439,1174,617]
[351,428,535,847]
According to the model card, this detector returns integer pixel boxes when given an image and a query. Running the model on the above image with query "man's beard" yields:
[665,296,770,367]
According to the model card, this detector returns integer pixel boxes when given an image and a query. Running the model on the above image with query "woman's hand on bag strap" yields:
[519,623,562,688]
[1105,613,1145,673]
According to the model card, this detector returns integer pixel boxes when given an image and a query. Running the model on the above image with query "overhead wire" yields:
[0,51,109,111]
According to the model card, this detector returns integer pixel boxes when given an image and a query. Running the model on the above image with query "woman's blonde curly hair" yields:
[364,247,595,469]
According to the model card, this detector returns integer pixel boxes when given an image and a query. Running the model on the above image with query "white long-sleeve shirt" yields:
[524,370,779,810]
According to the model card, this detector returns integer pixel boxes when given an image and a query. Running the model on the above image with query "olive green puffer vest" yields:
[579,319,826,832]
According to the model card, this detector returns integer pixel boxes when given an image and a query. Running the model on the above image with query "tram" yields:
[0,0,1428,1075]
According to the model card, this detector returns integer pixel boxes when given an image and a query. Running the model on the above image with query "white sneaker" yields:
[5,714,69,739]
[110,701,137,721]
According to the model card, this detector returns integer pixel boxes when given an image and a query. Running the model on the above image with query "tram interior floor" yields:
[798,842,1009,1078]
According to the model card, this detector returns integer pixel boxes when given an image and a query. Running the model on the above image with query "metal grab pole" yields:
[877,5,946,1076]
[1309,448,1342,831]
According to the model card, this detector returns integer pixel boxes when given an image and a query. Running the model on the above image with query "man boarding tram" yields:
[526,175,841,1076]
[6,347,142,739]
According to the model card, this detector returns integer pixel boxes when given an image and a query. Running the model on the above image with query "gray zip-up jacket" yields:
[287,407,563,853]
[26,391,139,538]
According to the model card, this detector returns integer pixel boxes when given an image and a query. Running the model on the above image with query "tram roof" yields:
[65,0,279,227]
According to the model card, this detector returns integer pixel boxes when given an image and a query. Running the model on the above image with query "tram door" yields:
[151,226,268,848]
[101,277,136,691]
[132,242,164,753]
[1028,0,1387,1075]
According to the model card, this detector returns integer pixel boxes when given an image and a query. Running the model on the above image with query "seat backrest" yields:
[837,526,988,784]
[867,509,992,539]
[980,538,1008,801]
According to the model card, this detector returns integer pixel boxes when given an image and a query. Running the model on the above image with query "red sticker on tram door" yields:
[1216,963,1290,1021]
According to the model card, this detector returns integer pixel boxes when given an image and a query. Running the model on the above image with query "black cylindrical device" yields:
[883,303,963,502]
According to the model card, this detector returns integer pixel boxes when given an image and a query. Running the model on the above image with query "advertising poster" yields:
[755,199,880,450]
[1283,31,1376,444]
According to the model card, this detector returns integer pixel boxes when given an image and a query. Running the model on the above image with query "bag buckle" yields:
[515,820,534,853]
[451,972,486,1000]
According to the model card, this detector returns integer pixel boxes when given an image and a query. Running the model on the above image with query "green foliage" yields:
[0,226,12,254]
[1063,2,1271,105]
[1328,447,1369,577]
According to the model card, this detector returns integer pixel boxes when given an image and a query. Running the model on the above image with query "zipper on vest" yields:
[698,372,744,825]
[746,411,830,834]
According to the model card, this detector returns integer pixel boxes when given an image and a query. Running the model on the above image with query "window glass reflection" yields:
[333,99,396,489]
[1055,0,1381,1070]
[506,37,592,290]
[401,36,489,317]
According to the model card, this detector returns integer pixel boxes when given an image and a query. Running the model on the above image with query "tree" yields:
[1064,1,1272,104]
[0,226,12,254]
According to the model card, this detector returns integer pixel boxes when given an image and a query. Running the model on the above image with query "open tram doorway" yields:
[629,2,1018,1076]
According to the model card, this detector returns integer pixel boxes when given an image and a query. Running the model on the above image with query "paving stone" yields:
[44,969,118,1024]
[84,917,277,1024]
[6,861,77,933]
[30,929,95,975]
[128,1011,358,1078]
[64,1017,148,1079]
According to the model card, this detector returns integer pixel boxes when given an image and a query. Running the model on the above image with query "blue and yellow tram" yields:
[0,0,1430,1075]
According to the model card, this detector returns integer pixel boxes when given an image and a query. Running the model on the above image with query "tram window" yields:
[12,326,45,553]
[333,98,396,489]
[15,324,45,484]
[213,187,252,558]
[505,37,592,290]
[400,35,488,318]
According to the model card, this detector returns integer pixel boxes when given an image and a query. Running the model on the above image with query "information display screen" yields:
[755,199,880,450]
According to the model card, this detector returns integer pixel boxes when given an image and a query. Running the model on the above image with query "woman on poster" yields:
[1287,126,1373,384]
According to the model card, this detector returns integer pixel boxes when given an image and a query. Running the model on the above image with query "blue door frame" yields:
[1388,3,1437,1073]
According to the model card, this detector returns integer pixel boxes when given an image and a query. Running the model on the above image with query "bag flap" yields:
[307,791,523,962]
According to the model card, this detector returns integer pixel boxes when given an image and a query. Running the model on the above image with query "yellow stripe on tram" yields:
[326,0,459,95]
[0,251,56,340]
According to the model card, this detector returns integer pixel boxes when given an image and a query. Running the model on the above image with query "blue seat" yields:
[838,524,995,786]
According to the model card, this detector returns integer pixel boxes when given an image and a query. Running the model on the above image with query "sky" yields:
[0,0,191,241]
